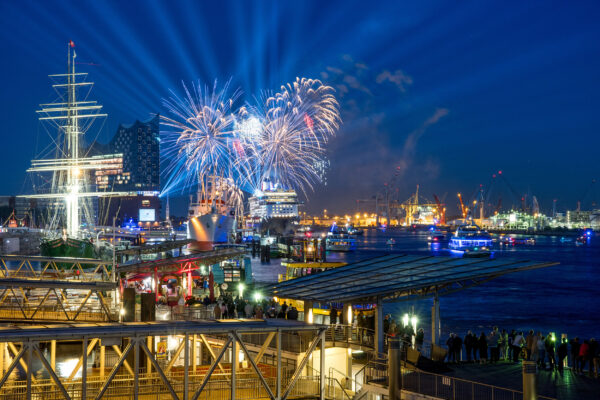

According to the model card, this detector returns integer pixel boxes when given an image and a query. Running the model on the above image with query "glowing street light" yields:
[402,313,409,328]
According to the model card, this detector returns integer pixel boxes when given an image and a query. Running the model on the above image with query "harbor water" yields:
[254,229,600,341]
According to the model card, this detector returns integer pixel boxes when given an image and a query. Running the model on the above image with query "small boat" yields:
[386,238,396,245]
[347,226,364,236]
[427,230,445,242]
[326,233,356,252]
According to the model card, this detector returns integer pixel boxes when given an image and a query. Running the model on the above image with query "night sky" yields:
[1,0,599,216]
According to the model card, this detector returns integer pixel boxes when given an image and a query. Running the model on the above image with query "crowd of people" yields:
[445,327,600,377]
[185,293,300,320]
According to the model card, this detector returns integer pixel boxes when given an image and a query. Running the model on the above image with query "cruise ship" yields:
[248,188,299,220]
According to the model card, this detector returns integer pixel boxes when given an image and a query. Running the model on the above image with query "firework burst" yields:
[249,78,341,195]
[160,79,241,194]
[161,77,341,201]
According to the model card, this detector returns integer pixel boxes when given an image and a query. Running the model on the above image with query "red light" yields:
[304,113,314,130]
[498,170,502,174]
[305,232,312,238]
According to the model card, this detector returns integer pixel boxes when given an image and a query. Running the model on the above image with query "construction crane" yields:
[457,193,467,219]
[432,194,446,225]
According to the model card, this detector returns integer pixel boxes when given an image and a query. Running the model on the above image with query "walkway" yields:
[443,362,600,400]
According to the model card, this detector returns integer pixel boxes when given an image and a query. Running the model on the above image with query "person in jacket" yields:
[578,340,590,374]
[587,338,598,378]
[508,330,516,361]
[557,338,568,373]
[453,334,463,363]
[536,334,546,369]
[479,332,488,364]
[446,334,455,363]
[416,328,425,351]
[488,331,499,364]
[329,307,338,325]
[512,332,525,362]
[499,329,508,361]
[544,334,556,370]
[525,330,535,360]
[464,331,475,362]
[570,337,581,370]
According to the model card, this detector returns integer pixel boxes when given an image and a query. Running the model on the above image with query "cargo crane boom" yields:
[432,194,446,225]
[457,193,467,219]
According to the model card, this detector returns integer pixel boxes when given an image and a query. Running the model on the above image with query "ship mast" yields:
[23,41,129,238]
[66,43,81,237]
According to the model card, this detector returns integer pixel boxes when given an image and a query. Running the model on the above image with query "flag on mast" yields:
[69,40,75,48]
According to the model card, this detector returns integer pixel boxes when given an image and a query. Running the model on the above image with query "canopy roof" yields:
[268,254,558,303]
[117,247,245,274]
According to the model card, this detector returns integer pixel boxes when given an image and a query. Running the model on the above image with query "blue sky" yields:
[0,0,599,215]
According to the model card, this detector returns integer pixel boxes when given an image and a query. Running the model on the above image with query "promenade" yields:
[444,362,600,400]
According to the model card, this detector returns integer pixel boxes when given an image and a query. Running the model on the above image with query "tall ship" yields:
[186,176,237,251]
[23,42,127,256]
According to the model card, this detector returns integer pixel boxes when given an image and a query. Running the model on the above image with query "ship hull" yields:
[187,213,235,251]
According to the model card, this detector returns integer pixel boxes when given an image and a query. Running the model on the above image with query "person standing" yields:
[536,335,546,370]
[500,329,508,361]
[446,334,455,363]
[453,334,463,363]
[479,332,488,364]
[587,338,598,378]
[557,338,568,373]
[578,340,590,374]
[545,334,556,370]
[570,337,581,371]
[512,332,525,363]
[508,330,516,361]
[329,307,338,325]
[464,331,474,363]
[488,331,499,364]
[416,328,424,351]
[526,330,535,360]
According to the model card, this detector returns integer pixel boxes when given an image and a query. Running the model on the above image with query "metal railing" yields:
[0,369,321,400]
[399,367,556,400]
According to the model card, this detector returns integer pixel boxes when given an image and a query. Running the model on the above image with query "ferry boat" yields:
[449,224,492,249]
[326,233,356,252]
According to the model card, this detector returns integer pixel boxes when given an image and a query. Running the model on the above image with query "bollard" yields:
[522,360,537,400]
[388,336,402,400]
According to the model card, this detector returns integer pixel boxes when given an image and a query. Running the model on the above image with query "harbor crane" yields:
[432,194,446,225]
[457,193,468,219]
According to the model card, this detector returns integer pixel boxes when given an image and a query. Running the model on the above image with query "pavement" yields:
[443,361,600,400]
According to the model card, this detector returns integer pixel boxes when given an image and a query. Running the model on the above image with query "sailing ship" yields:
[24,41,127,256]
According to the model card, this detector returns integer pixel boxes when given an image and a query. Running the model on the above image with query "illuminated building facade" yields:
[95,116,161,225]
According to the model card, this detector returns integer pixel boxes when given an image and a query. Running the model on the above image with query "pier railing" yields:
[399,367,556,400]
[354,357,557,400]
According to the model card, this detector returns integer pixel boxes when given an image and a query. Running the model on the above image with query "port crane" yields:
[457,193,468,219]
[432,194,446,225]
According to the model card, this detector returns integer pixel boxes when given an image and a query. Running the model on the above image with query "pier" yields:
[0,320,328,400]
